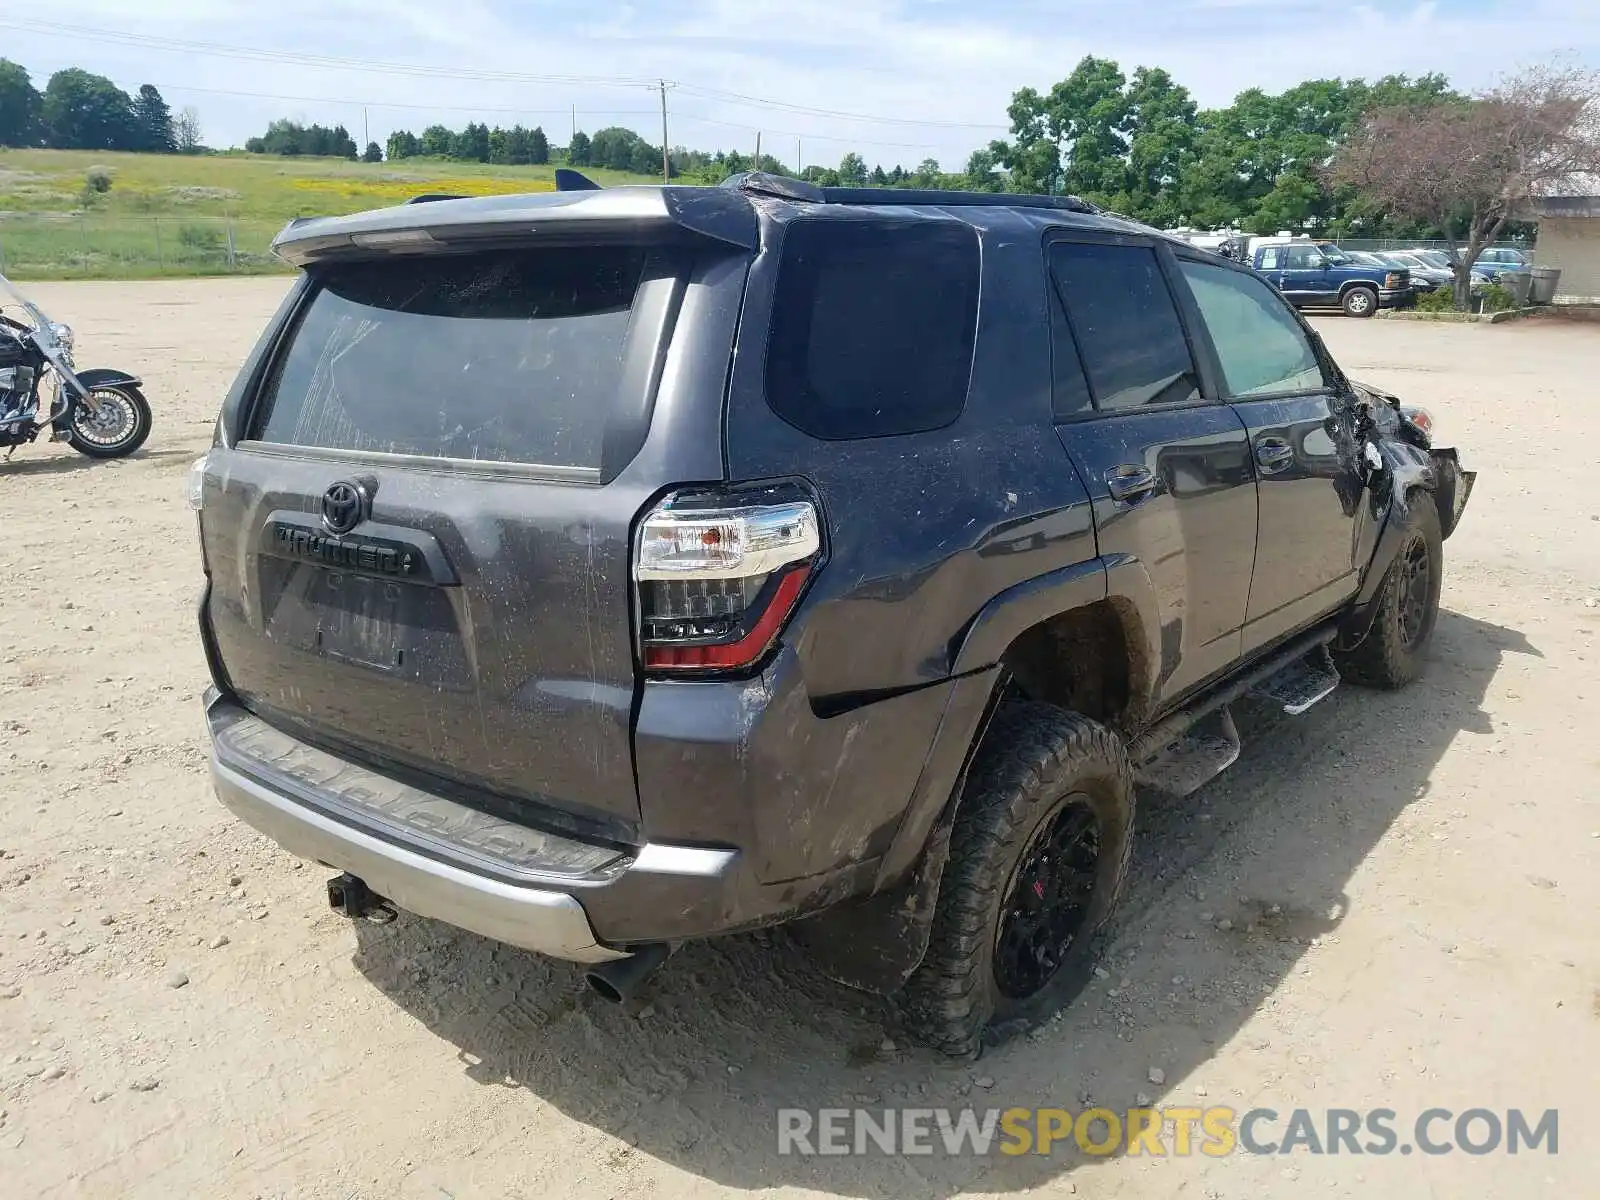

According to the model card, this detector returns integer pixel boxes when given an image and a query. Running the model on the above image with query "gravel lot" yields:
[1,278,1597,1199]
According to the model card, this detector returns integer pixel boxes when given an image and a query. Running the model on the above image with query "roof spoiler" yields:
[555,169,601,192]
[406,193,467,205]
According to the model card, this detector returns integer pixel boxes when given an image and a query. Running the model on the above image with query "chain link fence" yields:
[0,214,290,279]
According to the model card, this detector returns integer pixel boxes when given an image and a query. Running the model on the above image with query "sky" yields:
[9,1,1600,170]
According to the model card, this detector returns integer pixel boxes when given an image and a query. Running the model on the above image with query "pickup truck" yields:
[1250,240,1411,317]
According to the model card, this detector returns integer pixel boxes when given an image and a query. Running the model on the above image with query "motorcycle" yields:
[0,273,151,462]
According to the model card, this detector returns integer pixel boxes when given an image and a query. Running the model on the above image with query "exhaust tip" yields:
[585,973,626,1004]
[583,942,670,1005]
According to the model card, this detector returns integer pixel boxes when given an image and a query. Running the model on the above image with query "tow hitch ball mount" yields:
[326,872,397,924]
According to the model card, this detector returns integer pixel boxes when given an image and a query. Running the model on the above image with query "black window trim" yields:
[1168,246,1341,405]
[238,247,690,485]
[1043,227,1224,424]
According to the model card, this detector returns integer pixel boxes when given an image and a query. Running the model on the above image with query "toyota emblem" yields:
[321,481,365,535]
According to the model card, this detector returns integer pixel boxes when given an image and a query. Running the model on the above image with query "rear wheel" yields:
[898,704,1134,1058]
[1335,496,1442,688]
[67,385,152,459]
[1342,285,1378,318]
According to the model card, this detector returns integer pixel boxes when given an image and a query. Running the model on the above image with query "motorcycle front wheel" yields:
[67,385,152,459]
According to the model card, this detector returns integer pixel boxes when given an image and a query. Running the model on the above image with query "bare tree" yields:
[1332,64,1600,308]
[174,105,203,155]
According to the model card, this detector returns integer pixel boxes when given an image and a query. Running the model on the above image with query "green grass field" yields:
[0,148,659,280]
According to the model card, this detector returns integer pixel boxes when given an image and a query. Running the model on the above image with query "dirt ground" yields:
[1,278,1597,1199]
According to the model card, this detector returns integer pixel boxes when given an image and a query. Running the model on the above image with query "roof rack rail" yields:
[555,168,602,192]
[720,172,1098,214]
[822,187,1099,214]
[405,193,466,205]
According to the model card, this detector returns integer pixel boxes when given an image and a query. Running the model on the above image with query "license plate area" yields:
[314,571,409,671]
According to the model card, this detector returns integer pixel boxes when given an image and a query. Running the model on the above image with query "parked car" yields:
[1247,239,1411,316]
[1464,247,1530,278]
[193,174,1474,1056]
[1374,251,1489,293]
[1406,247,1519,282]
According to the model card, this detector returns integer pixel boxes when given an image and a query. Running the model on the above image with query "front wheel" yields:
[1342,286,1378,318]
[1335,495,1442,688]
[897,704,1134,1058]
[67,385,152,459]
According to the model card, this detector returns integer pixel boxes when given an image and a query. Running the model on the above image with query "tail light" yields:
[1385,272,1406,290]
[634,490,821,673]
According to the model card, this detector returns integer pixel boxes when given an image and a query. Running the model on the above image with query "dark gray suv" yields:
[195,174,1473,1055]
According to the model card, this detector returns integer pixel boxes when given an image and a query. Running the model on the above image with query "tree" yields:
[529,125,550,165]
[963,148,1001,192]
[420,124,453,157]
[1120,67,1196,224]
[568,130,591,166]
[41,69,138,150]
[246,119,356,158]
[0,59,42,147]
[132,84,175,152]
[838,151,868,185]
[1333,64,1600,308]
[362,141,382,162]
[387,129,419,160]
[174,106,203,154]
[990,56,1128,199]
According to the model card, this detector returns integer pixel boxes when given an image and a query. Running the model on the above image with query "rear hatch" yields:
[200,207,746,840]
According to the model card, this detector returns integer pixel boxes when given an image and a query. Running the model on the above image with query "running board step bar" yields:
[1250,644,1341,715]
[1134,708,1241,798]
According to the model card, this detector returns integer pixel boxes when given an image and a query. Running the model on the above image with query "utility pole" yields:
[754,130,761,170]
[657,80,673,182]
[796,137,802,176]
[571,104,576,146]
[363,106,369,151]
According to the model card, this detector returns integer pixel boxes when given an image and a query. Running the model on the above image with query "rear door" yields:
[1170,252,1365,654]
[200,243,728,839]
[1047,232,1257,706]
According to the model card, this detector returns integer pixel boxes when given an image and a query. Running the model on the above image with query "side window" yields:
[1048,241,1200,413]
[1177,259,1327,398]
[1259,247,1283,270]
[1283,245,1320,269]
[765,217,979,440]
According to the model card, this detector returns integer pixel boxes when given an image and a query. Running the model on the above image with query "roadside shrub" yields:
[84,166,113,194]
[1415,286,1457,312]
[177,223,223,251]
[1479,282,1516,313]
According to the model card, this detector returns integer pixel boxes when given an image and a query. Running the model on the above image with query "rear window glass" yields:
[252,247,648,467]
[765,218,979,440]
[1048,242,1199,412]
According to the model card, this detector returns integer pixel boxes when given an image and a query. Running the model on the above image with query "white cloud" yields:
[9,0,1599,168]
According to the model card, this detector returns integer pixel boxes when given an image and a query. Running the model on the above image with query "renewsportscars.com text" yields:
[776,1106,1558,1158]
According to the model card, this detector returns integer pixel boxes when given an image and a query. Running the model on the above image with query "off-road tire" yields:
[897,703,1134,1058]
[1335,494,1442,688]
[1342,285,1378,318]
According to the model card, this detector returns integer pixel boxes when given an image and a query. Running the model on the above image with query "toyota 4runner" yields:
[193,174,1474,1056]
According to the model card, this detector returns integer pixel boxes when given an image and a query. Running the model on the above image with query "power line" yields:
[11,17,1007,136]
[10,19,657,89]
[90,76,657,120]
[674,82,1008,131]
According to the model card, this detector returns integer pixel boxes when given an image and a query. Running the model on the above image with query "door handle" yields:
[1105,465,1159,504]
[1255,437,1295,472]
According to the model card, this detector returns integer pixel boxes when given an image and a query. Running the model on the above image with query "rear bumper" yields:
[204,694,764,962]
[211,748,627,962]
